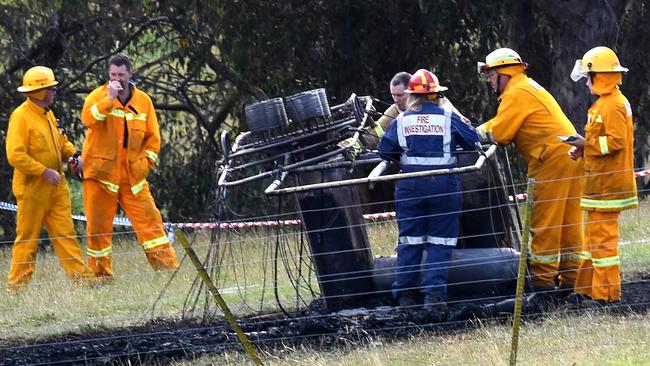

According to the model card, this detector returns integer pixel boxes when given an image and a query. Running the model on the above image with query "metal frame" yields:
[265,144,497,195]
[218,94,375,188]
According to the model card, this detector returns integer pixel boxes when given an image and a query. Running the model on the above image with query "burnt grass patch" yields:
[1,272,649,365]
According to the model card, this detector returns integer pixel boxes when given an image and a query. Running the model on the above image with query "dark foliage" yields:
[1,0,649,235]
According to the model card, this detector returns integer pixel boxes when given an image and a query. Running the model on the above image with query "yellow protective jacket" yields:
[6,99,76,196]
[377,103,400,132]
[81,83,160,195]
[581,88,637,211]
[481,73,577,176]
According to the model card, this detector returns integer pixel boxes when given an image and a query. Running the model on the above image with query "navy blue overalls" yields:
[378,102,480,300]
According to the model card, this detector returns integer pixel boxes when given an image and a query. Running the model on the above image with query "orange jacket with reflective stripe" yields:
[6,99,76,197]
[377,104,400,131]
[581,89,637,212]
[482,73,577,176]
[81,83,161,195]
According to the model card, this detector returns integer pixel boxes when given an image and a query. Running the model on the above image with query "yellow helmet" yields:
[570,46,628,82]
[477,48,526,75]
[17,66,59,93]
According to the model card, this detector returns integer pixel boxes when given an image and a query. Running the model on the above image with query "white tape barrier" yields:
[507,168,650,201]
[0,201,132,226]
[1,168,649,230]
[509,193,528,202]
[0,200,389,229]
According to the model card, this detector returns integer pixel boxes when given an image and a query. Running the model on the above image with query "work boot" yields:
[528,285,558,312]
[397,291,418,308]
[423,293,448,313]
[566,292,589,306]
[581,299,622,311]
[555,285,574,301]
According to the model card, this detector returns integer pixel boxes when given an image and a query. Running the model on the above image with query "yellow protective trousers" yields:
[83,177,178,278]
[7,179,95,290]
[528,146,584,289]
[574,211,621,302]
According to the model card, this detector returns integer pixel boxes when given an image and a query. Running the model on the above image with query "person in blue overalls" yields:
[378,69,480,313]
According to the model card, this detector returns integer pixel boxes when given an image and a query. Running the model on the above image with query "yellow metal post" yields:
[509,178,535,366]
[175,229,264,365]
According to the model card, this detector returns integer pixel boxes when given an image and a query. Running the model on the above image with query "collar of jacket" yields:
[498,72,527,102]
[592,72,622,96]
[25,98,50,116]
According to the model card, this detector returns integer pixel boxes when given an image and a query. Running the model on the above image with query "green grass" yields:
[619,204,650,275]
[0,201,649,364]
[0,230,320,340]
[174,312,650,365]
[195,201,650,365]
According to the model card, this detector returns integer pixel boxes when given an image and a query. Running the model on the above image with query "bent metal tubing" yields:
[264,144,497,195]
[220,147,349,187]
[219,95,375,188]
[229,94,371,159]
[217,131,250,187]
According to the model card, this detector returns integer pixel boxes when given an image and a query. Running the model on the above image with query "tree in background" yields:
[1,0,648,242]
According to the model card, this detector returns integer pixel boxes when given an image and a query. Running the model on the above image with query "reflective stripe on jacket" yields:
[377,104,401,132]
[481,73,577,177]
[6,99,77,197]
[581,89,637,212]
[378,102,479,173]
[81,83,161,195]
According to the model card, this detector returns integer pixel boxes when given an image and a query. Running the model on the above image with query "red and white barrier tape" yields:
[0,200,395,230]
[507,168,650,201]
[175,219,303,230]
[635,169,650,177]
[1,168,648,230]
[174,213,398,229]
[509,193,528,202]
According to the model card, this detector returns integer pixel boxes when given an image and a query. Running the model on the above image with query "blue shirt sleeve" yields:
[450,113,480,151]
[378,118,402,163]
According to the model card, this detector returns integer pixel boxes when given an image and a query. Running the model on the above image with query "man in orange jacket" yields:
[476,48,584,301]
[566,46,637,307]
[80,53,178,279]
[5,66,96,291]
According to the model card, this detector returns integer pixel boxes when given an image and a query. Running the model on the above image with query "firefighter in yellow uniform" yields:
[80,53,178,279]
[566,46,637,306]
[5,66,96,291]
[476,48,584,300]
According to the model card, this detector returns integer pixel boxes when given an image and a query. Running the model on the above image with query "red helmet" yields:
[405,69,448,94]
